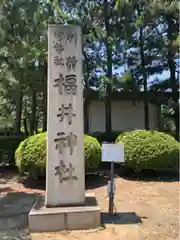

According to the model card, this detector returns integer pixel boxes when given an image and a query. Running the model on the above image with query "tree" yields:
[164,0,179,140]
[0,0,67,135]
[148,0,179,139]
[124,0,160,130]
[91,0,134,135]
[0,0,178,139]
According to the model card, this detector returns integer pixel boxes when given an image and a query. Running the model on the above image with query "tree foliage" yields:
[116,130,179,170]
[0,0,179,139]
[15,132,101,178]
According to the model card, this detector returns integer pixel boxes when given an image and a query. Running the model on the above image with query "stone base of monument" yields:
[29,192,101,232]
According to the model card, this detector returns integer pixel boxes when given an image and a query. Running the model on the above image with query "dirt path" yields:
[0,171,179,240]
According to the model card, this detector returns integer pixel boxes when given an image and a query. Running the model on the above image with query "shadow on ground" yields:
[0,167,18,183]
[101,163,179,182]
[0,186,13,193]
[101,212,142,225]
[0,191,37,216]
[0,167,46,190]
[0,191,38,231]
[18,177,46,190]
[117,169,179,182]
[18,172,110,191]
[0,167,178,193]
[0,169,110,191]
[85,172,109,190]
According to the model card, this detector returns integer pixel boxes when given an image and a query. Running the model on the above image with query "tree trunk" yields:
[30,88,37,135]
[42,89,47,132]
[84,96,89,133]
[104,0,112,136]
[157,104,161,131]
[138,6,149,130]
[167,15,179,141]
[43,61,47,132]
[35,119,38,133]
[23,118,29,136]
[83,49,90,134]
[105,85,112,135]
[14,89,23,136]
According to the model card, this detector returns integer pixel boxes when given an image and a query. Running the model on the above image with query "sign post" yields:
[102,143,124,213]
[109,161,114,213]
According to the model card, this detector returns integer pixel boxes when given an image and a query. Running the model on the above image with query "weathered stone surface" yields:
[46,24,85,206]
[29,193,101,232]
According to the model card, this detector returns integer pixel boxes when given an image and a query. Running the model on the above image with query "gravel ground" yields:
[0,170,179,240]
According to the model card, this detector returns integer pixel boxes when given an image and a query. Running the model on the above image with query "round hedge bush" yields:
[15,132,101,178]
[84,134,101,169]
[116,130,180,171]
[15,133,47,178]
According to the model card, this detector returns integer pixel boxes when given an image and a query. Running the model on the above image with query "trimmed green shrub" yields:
[116,130,180,171]
[84,134,101,169]
[15,132,101,178]
[15,133,46,178]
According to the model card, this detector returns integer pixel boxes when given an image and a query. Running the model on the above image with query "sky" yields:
[113,66,169,88]
[113,57,180,89]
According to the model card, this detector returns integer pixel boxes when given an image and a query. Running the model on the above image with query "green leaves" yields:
[15,133,101,178]
[116,130,179,170]
[135,15,145,27]
[0,0,179,134]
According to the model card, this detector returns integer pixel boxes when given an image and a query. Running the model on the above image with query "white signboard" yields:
[101,143,124,162]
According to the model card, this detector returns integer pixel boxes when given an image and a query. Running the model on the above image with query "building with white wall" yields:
[84,89,161,133]
[88,100,158,132]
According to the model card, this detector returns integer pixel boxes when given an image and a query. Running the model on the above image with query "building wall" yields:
[88,100,158,132]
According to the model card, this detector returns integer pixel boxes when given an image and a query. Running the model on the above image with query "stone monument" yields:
[28,25,100,232]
